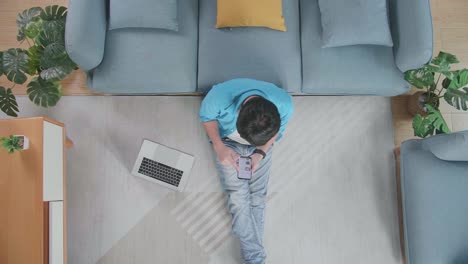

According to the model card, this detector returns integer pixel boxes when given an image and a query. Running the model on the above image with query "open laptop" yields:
[132,139,194,192]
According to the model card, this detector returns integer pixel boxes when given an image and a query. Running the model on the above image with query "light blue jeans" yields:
[215,138,273,264]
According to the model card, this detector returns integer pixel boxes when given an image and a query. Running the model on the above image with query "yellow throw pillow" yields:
[216,0,286,31]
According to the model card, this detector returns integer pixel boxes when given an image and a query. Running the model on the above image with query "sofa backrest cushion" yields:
[423,131,468,162]
[109,0,178,31]
[317,0,393,48]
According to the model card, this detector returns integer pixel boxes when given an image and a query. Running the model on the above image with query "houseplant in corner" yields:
[405,51,468,138]
[0,135,29,154]
[0,5,77,117]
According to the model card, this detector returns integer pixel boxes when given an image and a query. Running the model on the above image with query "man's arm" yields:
[257,133,277,154]
[202,121,224,150]
[250,133,278,171]
[203,121,239,170]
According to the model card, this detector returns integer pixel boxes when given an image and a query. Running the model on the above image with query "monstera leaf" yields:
[27,77,61,107]
[39,42,76,81]
[42,18,65,36]
[404,67,435,88]
[27,46,43,74]
[447,69,468,89]
[0,87,19,117]
[412,105,451,138]
[444,87,468,111]
[426,105,451,134]
[432,51,459,68]
[16,7,42,41]
[2,48,31,84]
[442,77,452,89]
[413,114,434,138]
[24,19,44,39]
[36,26,64,48]
[443,70,468,110]
[40,5,67,21]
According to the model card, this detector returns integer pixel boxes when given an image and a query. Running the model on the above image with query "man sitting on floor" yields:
[199,78,294,264]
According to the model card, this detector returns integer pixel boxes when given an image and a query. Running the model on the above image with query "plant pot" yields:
[407,91,440,117]
[15,135,30,150]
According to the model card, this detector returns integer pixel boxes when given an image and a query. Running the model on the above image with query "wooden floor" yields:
[1,0,468,140]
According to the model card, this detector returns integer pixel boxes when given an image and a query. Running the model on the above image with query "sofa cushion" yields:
[422,131,468,162]
[400,140,468,264]
[198,0,301,93]
[300,0,409,95]
[109,0,178,31]
[90,0,198,94]
[216,0,286,31]
[318,0,393,48]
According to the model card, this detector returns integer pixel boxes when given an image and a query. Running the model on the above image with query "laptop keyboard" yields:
[138,157,183,187]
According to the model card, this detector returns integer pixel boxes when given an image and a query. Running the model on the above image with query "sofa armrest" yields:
[65,0,107,71]
[422,131,468,162]
[389,0,433,73]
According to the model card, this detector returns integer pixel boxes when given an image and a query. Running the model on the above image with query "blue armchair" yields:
[400,131,468,264]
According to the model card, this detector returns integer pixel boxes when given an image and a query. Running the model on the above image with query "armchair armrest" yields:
[389,0,433,73]
[422,131,468,162]
[65,0,107,71]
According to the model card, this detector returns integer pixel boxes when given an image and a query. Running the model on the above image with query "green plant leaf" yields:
[42,18,65,33]
[17,30,26,42]
[2,48,31,84]
[431,51,459,68]
[27,77,61,107]
[413,114,434,138]
[0,135,22,154]
[16,7,42,41]
[442,77,452,89]
[424,64,455,80]
[40,5,67,21]
[447,69,468,89]
[40,65,74,81]
[36,26,64,48]
[404,68,435,88]
[27,46,43,75]
[444,87,468,111]
[426,104,451,134]
[39,43,76,81]
[0,86,19,117]
[24,19,44,39]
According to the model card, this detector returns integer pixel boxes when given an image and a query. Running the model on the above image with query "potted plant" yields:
[0,135,29,154]
[0,5,78,117]
[404,51,468,138]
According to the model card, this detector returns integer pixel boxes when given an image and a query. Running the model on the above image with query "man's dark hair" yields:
[237,97,281,146]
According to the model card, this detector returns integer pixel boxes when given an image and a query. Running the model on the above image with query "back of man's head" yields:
[237,97,281,146]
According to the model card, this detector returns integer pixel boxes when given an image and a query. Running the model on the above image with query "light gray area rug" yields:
[3,96,401,264]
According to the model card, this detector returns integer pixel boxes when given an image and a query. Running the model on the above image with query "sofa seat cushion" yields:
[197,0,301,93]
[400,140,468,264]
[90,0,198,94]
[300,0,409,95]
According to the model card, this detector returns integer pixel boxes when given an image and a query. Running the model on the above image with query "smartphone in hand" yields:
[237,156,252,180]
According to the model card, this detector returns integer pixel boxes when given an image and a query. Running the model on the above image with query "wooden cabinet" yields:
[0,117,67,264]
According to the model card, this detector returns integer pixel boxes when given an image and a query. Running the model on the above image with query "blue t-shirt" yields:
[199,78,294,141]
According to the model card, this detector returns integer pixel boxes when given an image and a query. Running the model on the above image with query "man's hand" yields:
[214,143,239,170]
[250,153,263,172]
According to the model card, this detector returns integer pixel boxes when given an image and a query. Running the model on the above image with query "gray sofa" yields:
[400,131,468,264]
[65,0,433,95]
